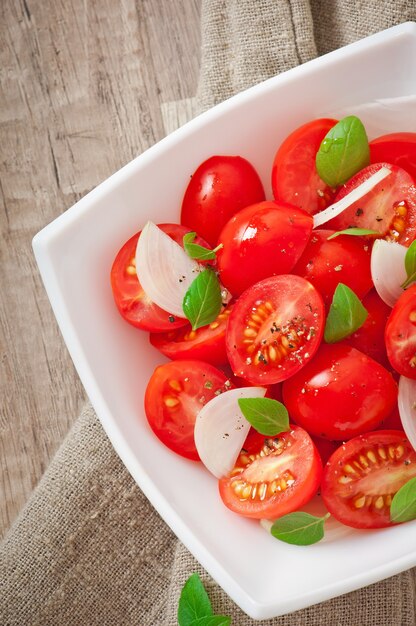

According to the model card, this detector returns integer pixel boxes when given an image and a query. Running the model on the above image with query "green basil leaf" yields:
[327,228,379,240]
[183,232,223,261]
[191,617,231,626]
[183,268,222,331]
[401,240,416,288]
[316,115,370,187]
[390,477,416,523]
[177,573,213,626]
[238,397,289,436]
[324,283,368,343]
[271,511,330,546]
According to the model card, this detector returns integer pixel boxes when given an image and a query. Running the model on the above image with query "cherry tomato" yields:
[292,229,373,309]
[149,306,232,365]
[282,344,398,440]
[226,275,324,385]
[144,360,231,460]
[321,430,416,528]
[217,201,313,296]
[342,289,391,368]
[311,436,340,466]
[219,425,322,519]
[370,132,416,180]
[181,155,265,246]
[326,163,416,246]
[377,405,403,431]
[385,285,416,379]
[111,224,207,332]
[271,118,338,215]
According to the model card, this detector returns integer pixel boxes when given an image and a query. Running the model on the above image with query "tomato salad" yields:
[111,117,416,539]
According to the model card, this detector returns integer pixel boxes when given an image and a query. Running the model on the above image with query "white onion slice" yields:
[371,239,408,307]
[398,376,416,452]
[313,166,391,228]
[136,221,202,318]
[194,386,266,478]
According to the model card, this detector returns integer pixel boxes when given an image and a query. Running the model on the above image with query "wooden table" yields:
[0,0,201,537]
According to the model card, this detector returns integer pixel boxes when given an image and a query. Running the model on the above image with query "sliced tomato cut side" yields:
[326,163,416,246]
[111,224,209,332]
[149,305,232,365]
[226,275,325,385]
[321,430,416,528]
[219,425,322,519]
[144,360,232,460]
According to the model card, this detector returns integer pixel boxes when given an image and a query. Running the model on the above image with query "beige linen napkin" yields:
[2,1,416,625]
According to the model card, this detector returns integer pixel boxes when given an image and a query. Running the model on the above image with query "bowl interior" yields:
[33,24,416,619]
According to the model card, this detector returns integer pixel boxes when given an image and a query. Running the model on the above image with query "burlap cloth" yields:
[2,1,416,624]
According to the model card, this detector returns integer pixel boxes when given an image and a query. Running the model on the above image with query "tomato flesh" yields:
[326,163,416,246]
[292,229,373,309]
[217,201,313,296]
[385,284,416,379]
[180,155,265,246]
[219,425,322,519]
[226,275,325,385]
[272,118,338,215]
[370,132,416,180]
[144,361,231,460]
[321,430,416,528]
[282,344,398,440]
[149,305,232,365]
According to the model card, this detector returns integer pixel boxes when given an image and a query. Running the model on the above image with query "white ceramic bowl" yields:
[33,23,416,620]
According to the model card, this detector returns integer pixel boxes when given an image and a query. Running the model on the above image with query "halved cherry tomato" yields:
[219,425,322,519]
[282,344,398,440]
[149,306,232,365]
[181,155,265,246]
[144,360,232,460]
[292,229,373,309]
[342,289,391,368]
[111,224,207,332]
[321,430,416,528]
[271,118,338,215]
[370,132,416,180]
[326,163,416,246]
[226,275,324,385]
[217,201,313,296]
[385,284,416,379]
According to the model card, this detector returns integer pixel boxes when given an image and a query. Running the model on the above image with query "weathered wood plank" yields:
[0,0,201,536]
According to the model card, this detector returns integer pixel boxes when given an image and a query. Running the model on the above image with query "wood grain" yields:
[0,0,201,537]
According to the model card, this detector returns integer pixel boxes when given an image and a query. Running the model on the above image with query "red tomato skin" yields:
[342,289,391,368]
[385,284,416,379]
[149,307,231,365]
[326,163,416,247]
[321,430,416,528]
[292,229,373,309]
[377,405,403,431]
[282,344,398,441]
[370,132,416,180]
[144,360,231,461]
[272,118,338,215]
[111,224,208,333]
[226,275,325,385]
[219,425,322,519]
[180,155,265,247]
[311,436,340,466]
[217,201,313,296]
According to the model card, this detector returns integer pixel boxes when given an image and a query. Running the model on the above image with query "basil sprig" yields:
[182,268,222,331]
[183,232,223,261]
[324,283,368,343]
[238,397,289,436]
[390,477,416,523]
[316,115,370,187]
[271,512,330,546]
[178,573,231,626]
[401,239,416,289]
[327,228,379,240]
